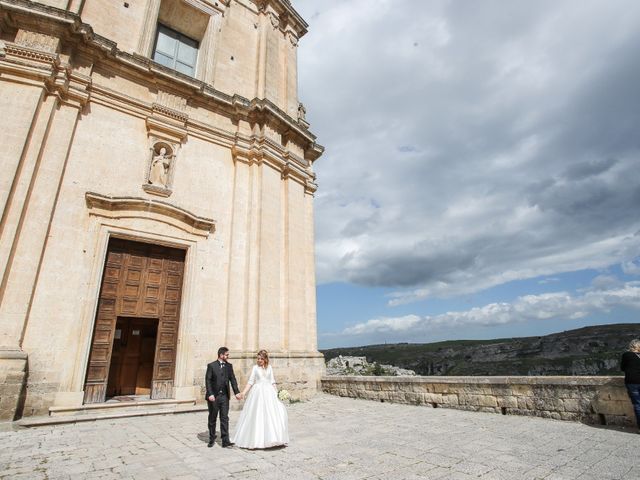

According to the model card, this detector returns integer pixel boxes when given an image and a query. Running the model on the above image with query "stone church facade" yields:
[0,0,324,420]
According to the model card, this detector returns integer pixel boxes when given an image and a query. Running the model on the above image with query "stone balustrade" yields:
[321,375,636,427]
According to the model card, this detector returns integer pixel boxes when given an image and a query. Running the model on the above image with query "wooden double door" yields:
[107,317,157,397]
[84,238,186,403]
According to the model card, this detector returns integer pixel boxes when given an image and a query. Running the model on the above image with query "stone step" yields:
[17,399,208,428]
[48,398,197,417]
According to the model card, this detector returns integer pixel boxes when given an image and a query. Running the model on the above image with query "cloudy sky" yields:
[293,0,640,349]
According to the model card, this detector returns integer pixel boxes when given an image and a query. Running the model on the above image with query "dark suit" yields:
[205,360,240,444]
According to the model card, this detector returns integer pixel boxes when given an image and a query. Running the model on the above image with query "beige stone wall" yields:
[322,376,637,427]
[215,0,260,99]
[0,83,42,219]
[0,0,323,420]
[80,0,150,54]
[77,0,304,113]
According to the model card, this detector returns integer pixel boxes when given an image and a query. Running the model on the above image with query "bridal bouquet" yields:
[277,389,291,402]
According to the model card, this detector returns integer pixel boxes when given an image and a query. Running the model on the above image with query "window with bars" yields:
[152,24,199,77]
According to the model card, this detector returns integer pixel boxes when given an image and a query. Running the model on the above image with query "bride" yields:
[232,350,289,449]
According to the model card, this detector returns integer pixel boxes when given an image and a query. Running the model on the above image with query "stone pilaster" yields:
[0,26,88,420]
[0,349,28,421]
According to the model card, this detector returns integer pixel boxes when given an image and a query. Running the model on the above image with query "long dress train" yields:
[231,365,289,449]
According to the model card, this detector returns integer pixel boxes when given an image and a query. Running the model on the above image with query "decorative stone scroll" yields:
[286,30,298,47]
[268,12,280,29]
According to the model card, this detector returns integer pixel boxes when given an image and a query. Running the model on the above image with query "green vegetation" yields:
[321,323,640,376]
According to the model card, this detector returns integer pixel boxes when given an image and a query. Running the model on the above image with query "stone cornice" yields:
[72,80,316,180]
[253,0,308,38]
[246,98,323,162]
[184,0,227,17]
[85,192,216,238]
[232,132,317,193]
[0,40,90,107]
[1,42,58,75]
[84,81,316,183]
[0,0,323,160]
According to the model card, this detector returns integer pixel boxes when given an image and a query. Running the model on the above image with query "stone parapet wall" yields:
[321,376,636,427]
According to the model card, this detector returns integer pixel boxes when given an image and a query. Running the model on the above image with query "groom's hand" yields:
[235,394,242,400]
[208,395,215,402]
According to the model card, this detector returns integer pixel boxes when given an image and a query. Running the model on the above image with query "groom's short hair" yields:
[218,347,229,358]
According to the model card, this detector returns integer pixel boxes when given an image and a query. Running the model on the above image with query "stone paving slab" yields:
[0,394,638,479]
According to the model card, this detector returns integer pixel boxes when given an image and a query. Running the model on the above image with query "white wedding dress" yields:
[231,365,289,449]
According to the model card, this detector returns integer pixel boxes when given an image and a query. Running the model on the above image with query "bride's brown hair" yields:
[257,349,269,366]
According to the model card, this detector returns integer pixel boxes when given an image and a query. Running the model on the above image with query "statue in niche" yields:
[148,146,171,188]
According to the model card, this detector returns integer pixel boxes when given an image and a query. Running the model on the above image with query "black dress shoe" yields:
[222,441,233,448]
[207,441,214,447]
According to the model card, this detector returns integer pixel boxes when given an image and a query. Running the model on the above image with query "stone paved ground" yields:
[0,394,639,480]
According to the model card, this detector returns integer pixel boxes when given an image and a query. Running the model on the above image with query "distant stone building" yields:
[0,0,324,420]
[326,356,416,376]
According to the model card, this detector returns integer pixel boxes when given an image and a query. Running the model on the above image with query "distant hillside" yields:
[321,323,640,376]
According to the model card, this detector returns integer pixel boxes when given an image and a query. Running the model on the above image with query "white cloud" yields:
[334,281,640,338]
[622,260,640,275]
[296,1,640,304]
[343,314,421,335]
[588,275,623,291]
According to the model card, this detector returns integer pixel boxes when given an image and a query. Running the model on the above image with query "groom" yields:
[205,347,241,447]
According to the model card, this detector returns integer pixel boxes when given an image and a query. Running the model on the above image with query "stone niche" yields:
[143,141,177,197]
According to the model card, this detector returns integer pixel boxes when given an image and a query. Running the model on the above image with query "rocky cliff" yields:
[322,323,640,376]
